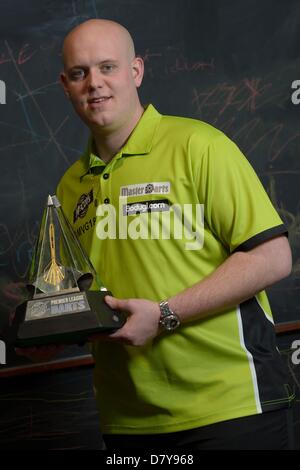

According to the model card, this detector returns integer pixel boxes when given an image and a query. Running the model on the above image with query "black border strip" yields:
[232,224,288,253]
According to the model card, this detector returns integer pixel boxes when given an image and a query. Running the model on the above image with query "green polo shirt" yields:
[57,104,293,434]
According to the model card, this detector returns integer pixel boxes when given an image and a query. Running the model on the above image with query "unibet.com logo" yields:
[0,340,6,364]
[0,80,6,104]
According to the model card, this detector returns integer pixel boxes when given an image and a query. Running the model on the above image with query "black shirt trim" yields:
[232,224,288,253]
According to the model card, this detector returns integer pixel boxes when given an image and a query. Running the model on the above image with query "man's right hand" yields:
[15,345,65,363]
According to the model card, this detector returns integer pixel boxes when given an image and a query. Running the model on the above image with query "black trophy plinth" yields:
[14,195,125,348]
[15,290,125,347]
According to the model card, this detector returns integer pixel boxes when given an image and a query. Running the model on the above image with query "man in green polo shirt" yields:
[56,19,294,449]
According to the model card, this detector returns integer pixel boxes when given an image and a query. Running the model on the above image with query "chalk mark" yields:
[4,41,70,166]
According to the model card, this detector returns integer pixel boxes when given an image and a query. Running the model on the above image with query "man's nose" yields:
[87,68,103,91]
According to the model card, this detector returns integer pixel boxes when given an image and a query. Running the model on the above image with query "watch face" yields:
[164,314,180,330]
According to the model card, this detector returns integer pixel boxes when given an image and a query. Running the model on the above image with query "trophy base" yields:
[15,290,126,348]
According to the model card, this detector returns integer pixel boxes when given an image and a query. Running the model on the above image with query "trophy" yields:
[14,195,125,347]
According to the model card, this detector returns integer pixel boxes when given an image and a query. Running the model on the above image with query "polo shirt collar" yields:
[80,104,161,176]
[122,103,161,156]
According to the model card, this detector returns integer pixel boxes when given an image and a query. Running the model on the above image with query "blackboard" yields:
[0,0,299,372]
[0,365,103,450]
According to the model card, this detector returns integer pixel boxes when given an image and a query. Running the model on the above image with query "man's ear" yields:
[132,57,144,88]
[60,72,70,98]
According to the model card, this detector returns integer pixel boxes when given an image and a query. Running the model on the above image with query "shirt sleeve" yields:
[193,132,288,253]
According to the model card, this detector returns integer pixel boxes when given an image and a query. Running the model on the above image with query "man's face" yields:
[61,30,143,132]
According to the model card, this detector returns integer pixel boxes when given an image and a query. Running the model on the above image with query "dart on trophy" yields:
[14,195,125,347]
[44,219,65,286]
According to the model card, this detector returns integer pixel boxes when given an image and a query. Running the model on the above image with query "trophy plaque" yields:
[14,195,126,347]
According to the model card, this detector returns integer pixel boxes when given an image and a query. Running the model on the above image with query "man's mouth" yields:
[88,96,111,104]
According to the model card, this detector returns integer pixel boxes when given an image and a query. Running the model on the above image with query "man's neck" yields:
[92,105,144,164]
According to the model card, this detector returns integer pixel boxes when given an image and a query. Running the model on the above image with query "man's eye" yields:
[101,64,116,73]
[69,70,85,80]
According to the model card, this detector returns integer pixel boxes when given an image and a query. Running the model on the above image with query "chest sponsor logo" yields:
[120,182,170,197]
[73,189,94,223]
[123,199,170,216]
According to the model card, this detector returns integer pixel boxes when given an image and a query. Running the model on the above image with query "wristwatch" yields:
[159,300,180,331]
